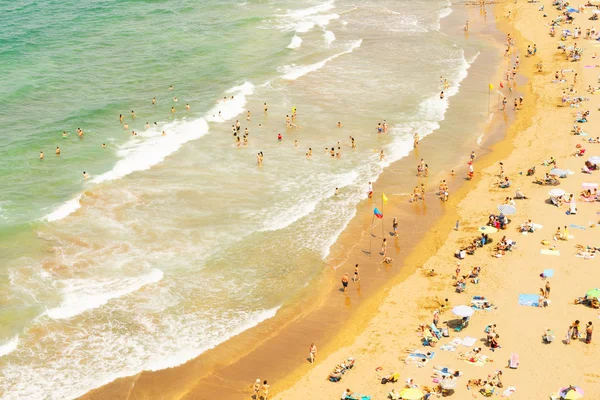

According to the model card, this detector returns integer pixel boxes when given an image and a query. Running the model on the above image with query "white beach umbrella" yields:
[588,155,600,164]
[497,204,517,215]
[440,378,458,390]
[452,305,474,318]
[549,168,568,176]
[549,188,566,197]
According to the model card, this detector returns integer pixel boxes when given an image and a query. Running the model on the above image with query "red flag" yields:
[499,81,504,89]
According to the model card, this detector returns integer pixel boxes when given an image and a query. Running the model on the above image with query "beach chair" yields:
[430,324,442,339]
[508,353,519,369]
[454,320,468,332]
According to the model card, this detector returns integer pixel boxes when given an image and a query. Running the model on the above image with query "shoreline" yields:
[276,0,600,399]
[79,4,512,400]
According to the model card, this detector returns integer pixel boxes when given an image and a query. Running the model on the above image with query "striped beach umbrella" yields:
[497,204,516,215]
[560,386,584,399]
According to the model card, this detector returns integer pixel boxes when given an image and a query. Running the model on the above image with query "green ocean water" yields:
[1,0,287,227]
[0,0,502,398]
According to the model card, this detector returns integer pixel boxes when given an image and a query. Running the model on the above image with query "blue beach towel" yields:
[569,224,586,230]
[409,351,435,359]
[518,294,540,307]
[543,269,555,278]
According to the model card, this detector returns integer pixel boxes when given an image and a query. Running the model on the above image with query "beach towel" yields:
[464,358,486,366]
[519,294,540,307]
[569,224,586,230]
[440,344,456,351]
[408,351,435,359]
[508,353,519,369]
[451,337,462,346]
[576,253,596,259]
[464,355,489,367]
[502,386,517,397]
[430,324,442,339]
[540,249,560,256]
[543,269,555,278]
[405,356,429,365]
[582,182,598,189]
[461,337,477,347]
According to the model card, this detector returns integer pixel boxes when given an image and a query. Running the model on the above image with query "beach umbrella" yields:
[588,156,600,164]
[478,226,498,234]
[560,386,584,399]
[549,188,566,197]
[439,378,458,390]
[452,305,474,318]
[585,288,600,299]
[497,204,516,215]
[399,388,425,400]
[550,168,567,176]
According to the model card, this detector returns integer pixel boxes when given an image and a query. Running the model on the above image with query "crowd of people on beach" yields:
[294,2,600,399]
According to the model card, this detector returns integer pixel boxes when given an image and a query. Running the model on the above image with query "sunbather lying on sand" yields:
[432,365,462,378]
[467,379,483,390]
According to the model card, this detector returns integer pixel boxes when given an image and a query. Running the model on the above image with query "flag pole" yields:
[369,212,374,255]
[381,196,384,239]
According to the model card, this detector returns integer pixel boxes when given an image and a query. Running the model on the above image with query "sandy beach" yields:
[76,1,600,400]
[274,1,600,399]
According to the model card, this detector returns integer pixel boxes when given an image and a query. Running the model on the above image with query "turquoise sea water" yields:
[0,0,499,398]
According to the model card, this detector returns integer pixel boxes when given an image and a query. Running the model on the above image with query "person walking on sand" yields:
[309,343,317,364]
[586,322,593,344]
[566,326,573,345]
[341,274,349,293]
[381,238,387,256]
[353,264,360,282]
[545,281,551,298]
[253,379,261,399]
[393,217,398,236]
[572,320,580,340]
[261,380,270,400]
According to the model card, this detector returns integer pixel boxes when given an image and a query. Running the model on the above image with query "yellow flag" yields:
[382,193,388,203]
[488,83,494,90]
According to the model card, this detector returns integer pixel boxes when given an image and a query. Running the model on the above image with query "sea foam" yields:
[44,268,164,320]
[44,82,254,222]
[287,35,303,49]
[0,336,19,357]
[280,39,362,80]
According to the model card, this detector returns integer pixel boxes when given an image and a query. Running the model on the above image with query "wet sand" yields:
[79,5,513,400]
